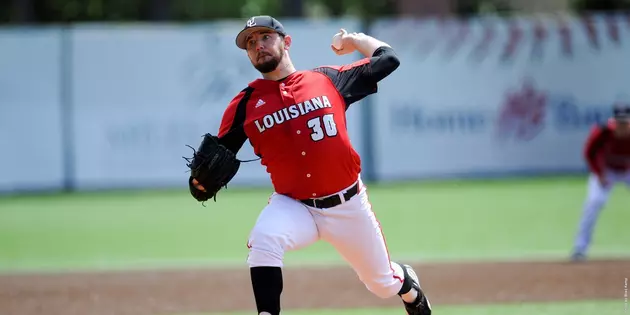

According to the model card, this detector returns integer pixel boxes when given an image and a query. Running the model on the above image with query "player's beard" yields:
[254,50,283,74]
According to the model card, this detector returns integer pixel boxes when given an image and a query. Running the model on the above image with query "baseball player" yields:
[186,15,431,315]
[571,104,630,261]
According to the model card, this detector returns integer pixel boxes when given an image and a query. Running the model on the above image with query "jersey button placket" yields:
[279,82,306,186]
[283,83,310,182]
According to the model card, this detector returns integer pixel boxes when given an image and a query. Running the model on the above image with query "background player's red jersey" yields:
[217,58,378,200]
[584,119,630,177]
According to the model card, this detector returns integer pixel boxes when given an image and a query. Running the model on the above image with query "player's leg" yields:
[572,172,615,260]
[247,193,320,315]
[623,171,630,188]
[313,181,431,314]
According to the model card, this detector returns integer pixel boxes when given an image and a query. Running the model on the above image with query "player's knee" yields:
[586,195,607,209]
[361,274,403,299]
[246,230,286,268]
[364,281,400,299]
[361,263,406,299]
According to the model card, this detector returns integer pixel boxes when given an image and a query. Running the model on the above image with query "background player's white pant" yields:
[246,179,405,299]
[573,170,630,255]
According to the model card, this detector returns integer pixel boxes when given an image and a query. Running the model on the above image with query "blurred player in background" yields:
[571,104,630,261]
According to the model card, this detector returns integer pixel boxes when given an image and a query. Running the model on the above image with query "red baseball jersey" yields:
[584,119,630,177]
[217,58,377,200]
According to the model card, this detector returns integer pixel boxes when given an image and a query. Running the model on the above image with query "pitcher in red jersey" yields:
[571,104,630,262]
[204,15,431,315]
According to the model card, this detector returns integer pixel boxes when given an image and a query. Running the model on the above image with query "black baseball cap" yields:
[235,15,286,50]
[613,104,630,120]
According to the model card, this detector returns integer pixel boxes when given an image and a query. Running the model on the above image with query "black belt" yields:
[300,182,359,209]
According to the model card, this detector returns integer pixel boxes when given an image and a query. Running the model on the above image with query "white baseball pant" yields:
[573,169,630,254]
[245,178,405,299]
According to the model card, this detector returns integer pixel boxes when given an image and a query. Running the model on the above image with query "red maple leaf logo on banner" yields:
[496,78,548,142]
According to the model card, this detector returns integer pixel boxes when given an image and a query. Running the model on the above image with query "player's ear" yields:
[283,35,292,50]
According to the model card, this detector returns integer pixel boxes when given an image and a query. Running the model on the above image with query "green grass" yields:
[180,300,625,315]
[0,176,629,272]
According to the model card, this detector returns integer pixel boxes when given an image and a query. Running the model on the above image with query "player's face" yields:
[246,31,287,74]
[615,117,630,137]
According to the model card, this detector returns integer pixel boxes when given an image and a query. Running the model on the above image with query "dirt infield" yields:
[1,259,628,315]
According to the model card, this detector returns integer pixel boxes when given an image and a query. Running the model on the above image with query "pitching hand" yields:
[331,29,359,56]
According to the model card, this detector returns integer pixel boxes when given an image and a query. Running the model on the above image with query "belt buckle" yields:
[313,195,333,209]
[313,198,321,208]
[310,187,352,209]
[326,193,344,208]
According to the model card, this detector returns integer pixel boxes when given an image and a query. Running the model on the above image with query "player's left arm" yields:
[314,32,400,108]
[217,87,253,154]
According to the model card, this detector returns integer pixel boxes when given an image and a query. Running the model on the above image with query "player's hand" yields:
[331,29,359,56]
[598,176,610,188]
[192,178,206,192]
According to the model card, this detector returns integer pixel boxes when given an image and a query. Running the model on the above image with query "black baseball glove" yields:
[183,133,241,203]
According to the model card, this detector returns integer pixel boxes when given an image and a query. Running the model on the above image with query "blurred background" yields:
[1,1,629,314]
[2,0,630,193]
[1,0,630,22]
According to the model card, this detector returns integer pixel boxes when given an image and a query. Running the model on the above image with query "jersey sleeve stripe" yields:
[218,87,254,138]
[317,58,371,73]
[231,86,255,132]
[337,58,371,72]
[217,87,254,154]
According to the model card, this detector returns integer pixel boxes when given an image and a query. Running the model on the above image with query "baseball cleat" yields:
[401,264,432,315]
[570,252,586,262]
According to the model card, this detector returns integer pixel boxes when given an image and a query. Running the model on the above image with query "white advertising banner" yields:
[0,29,65,192]
[369,14,630,180]
[69,19,363,189]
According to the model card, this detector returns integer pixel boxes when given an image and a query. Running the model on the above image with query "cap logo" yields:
[246,17,256,27]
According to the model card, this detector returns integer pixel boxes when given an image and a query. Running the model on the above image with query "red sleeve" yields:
[584,124,610,177]
[217,86,254,154]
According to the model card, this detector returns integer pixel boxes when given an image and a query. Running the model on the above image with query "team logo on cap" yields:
[246,17,256,27]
